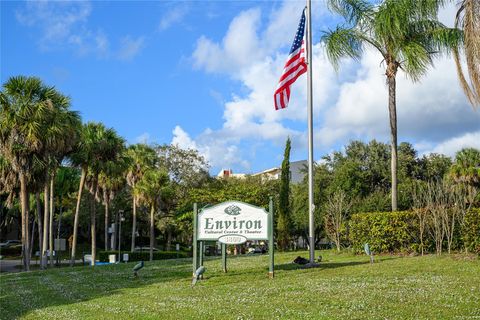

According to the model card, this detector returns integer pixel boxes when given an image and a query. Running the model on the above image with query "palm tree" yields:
[69,122,124,266]
[453,0,480,108]
[135,168,169,261]
[98,153,128,251]
[449,148,480,186]
[126,144,157,252]
[322,0,462,211]
[0,76,54,270]
[39,90,81,268]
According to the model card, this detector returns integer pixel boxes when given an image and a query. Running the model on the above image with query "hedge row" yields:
[98,250,189,262]
[463,208,480,254]
[349,211,417,253]
[349,209,480,254]
[0,245,22,256]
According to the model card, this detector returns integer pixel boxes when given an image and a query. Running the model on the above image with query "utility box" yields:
[109,254,116,263]
[123,253,129,262]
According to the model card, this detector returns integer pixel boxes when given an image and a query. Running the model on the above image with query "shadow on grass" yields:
[275,260,369,271]
[0,257,194,319]
[274,254,401,272]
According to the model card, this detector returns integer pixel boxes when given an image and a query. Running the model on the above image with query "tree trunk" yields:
[387,70,398,212]
[150,205,155,262]
[57,198,63,240]
[90,177,98,266]
[104,191,109,252]
[42,182,49,269]
[19,173,30,271]
[49,175,55,267]
[420,228,424,256]
[70,168,86,266]
[336,232,341,252]
[36,192,43,262]
[166,228,172,252]
[112,210,119,250]
[131,194,136,252]
[29,214,35,260]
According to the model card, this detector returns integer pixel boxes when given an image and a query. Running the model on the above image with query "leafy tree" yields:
[419,153,452,181]
[189,176,276,208]
[324,190,353,252]
[156,144,210,192]
[292,163,329,248]
[156,144,210,250]
[324,140,391,198]
[322,0,462,211]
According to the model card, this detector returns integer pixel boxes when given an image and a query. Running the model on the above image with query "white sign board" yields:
[197,201,268,242]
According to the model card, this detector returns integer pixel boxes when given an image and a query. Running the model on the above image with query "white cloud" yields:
[16,1,91,37]
[16,1,101,55]
[322,48,480,144]
[422,131,480,157]
[171,126,198,150]
[179,0,479,173]
[192,8,263,75]
[16,1,144,61]
[171,126,249,170]
[117,36,145,61]
[135,132,151,144]
[158,5,189,31]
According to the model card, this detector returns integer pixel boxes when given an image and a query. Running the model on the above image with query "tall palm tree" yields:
[40,90,81,268]
[98,152,128,251]
[126,144,157,252]
[0,76,54,270]
[135,168,169,261]
[69,122,124,266]
[322,0,462,211]
[453,0,480,108]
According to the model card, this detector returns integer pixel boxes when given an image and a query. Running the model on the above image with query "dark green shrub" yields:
[463,208,480,254]
[0,245,22,256]
[98,250,189,262]
[349,211,417,253]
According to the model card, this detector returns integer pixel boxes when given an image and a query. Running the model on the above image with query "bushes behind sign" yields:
[348,209,480,254]
[349,211,417,254]
[463,208,480,254]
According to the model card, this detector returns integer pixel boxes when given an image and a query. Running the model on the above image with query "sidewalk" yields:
[0,259,84,273]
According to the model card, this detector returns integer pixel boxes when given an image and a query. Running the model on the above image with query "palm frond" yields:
[454,0,480,108]
[321,27,364,71]
[397,41,432,82]
[327,0,374,26]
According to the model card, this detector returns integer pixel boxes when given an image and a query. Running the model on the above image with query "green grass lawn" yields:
[1,251,479,319]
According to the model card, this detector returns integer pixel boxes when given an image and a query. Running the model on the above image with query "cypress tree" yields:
[277,137,291,250]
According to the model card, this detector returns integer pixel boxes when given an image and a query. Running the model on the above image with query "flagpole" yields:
[306,0,315,264]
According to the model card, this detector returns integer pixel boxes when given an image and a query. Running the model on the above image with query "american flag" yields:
[274,9,307,110]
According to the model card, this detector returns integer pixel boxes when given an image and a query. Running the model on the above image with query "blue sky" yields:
[2,0,479,175]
